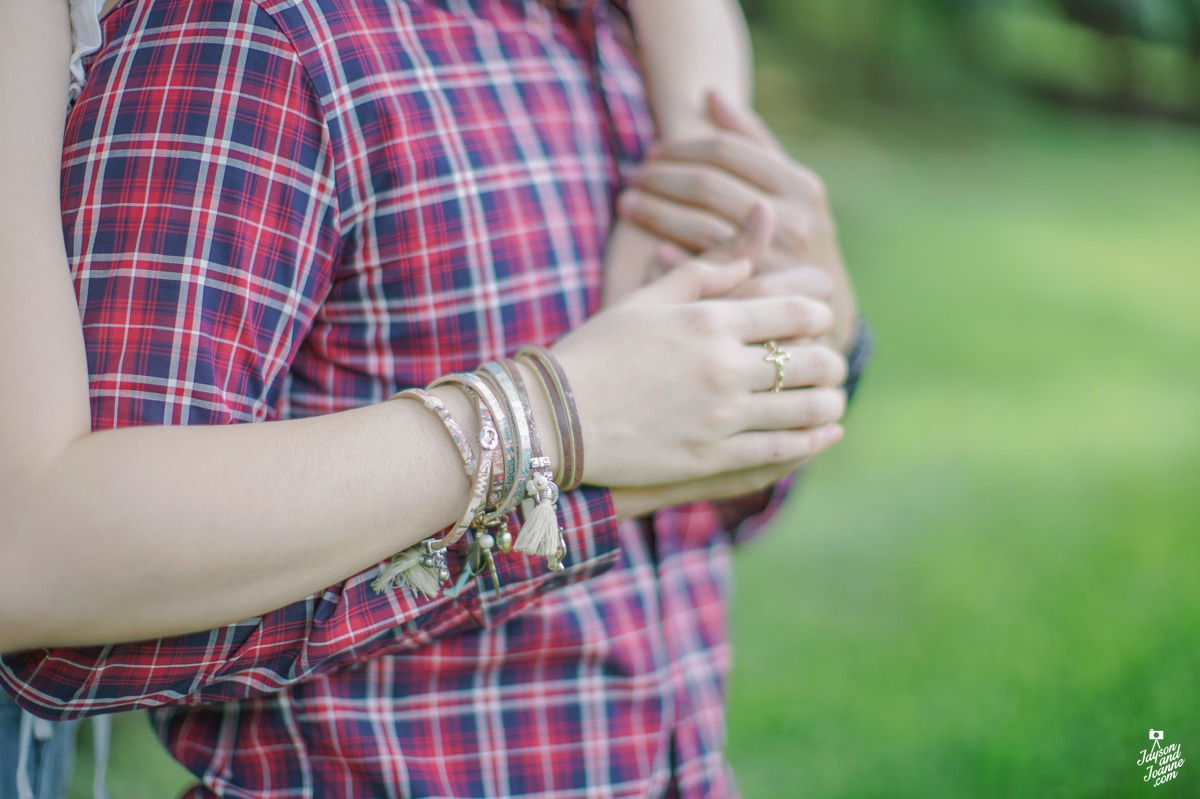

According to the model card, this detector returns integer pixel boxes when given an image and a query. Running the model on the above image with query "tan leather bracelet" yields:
[516,347,584,492]
[515,350,571,488]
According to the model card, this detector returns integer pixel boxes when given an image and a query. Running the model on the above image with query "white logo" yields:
[1139,729,1185,788]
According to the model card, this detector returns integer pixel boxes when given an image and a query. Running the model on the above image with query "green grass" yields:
[726,59,1200,799]
[67,42,1200,799]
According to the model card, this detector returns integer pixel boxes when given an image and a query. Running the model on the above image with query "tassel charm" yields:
[513,473,561,559]
[372,539,450,599]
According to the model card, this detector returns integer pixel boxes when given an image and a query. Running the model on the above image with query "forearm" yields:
[602,0,753,305]
[0,0,476,651]
[1,388,483,650]
[629,0,752,141]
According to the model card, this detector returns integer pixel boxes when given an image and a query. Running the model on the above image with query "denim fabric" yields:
[0,693,78,799]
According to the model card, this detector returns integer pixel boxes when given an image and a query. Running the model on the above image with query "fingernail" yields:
[825,425,844,444]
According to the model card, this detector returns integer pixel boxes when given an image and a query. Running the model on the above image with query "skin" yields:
[610,0,859,353]
[621,92,861,352]
[0,0,848,652]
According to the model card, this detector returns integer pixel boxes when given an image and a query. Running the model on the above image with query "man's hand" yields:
[618,92,858,351]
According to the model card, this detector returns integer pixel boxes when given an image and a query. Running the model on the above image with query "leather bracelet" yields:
[516,349,574,490]
[517,347,584,491]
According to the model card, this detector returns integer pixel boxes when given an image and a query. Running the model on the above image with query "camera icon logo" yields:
[1149,730,1164,741]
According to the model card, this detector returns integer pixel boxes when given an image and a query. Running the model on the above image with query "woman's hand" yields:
[552,208,846,490]
[618,92,859,351]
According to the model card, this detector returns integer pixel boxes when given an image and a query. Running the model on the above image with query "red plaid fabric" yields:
[1,0,789,795]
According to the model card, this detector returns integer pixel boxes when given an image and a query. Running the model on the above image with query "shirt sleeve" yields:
[717,472,799,546]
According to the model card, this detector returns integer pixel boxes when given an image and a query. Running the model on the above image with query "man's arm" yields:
[602,0,752,306]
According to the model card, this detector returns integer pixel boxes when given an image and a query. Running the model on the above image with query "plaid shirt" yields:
[2,0,789,795]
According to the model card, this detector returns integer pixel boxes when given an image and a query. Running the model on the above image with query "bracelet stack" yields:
[372,347,581,599]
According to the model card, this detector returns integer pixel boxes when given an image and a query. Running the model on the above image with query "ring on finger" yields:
[763,339,791,393]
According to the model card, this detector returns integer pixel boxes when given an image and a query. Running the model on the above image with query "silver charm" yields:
[546,529,567,572]
[418,539,451,583]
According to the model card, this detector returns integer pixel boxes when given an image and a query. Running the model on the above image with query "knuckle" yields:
[799,345,846,385]
[756,432,794,465]
[682,304,721,338]
[693,169,727,206]
[795,393,822,428]
[808,302,835,335]
[809,388,846,424]
[822,348,850,385]
[705,399,741,431]
[628,194,657,225]
[711,133,739,164]
[830,389,848,421]
[778,267,832,299]
[698,358,725,392]
[785,296,815,327]
[696,218,734,250]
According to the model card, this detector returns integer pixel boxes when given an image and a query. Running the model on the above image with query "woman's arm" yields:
[0,0,516,649]
[0,0,841,653]
[0,2,492,653]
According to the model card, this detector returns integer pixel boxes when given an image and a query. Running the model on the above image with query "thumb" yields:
[628,202,771,304]
[629,253,752,305]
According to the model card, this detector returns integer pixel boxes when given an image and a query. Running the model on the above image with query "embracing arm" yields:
[0,0,490,652]
[602,0,752,304]
[0,0,839,663]
[627,0,752,142]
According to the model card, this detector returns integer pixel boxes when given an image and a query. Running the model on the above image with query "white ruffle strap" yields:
[68,0,107,101]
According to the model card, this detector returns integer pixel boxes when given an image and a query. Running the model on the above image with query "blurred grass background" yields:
[67,2,1199,796]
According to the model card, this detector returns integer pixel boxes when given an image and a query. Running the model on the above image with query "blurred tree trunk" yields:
[1054,0,1141,105]
[1177,0,1200,111]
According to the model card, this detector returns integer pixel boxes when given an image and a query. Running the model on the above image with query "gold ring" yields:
[763,340,791,393]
